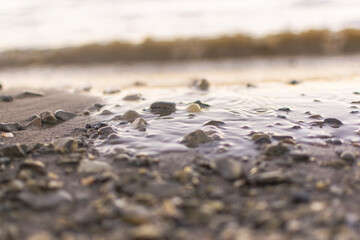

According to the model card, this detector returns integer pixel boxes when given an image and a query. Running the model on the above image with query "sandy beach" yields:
[1,81,360,240]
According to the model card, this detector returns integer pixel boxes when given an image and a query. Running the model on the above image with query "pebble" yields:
[291,192,310,204]
[204,120,225,127]
[289,151,310,162]
[0,123,23,132]
[340,151,355,165]
[19,159,46,174]
[18,190,73,210]
[87,103,104,112]
[278,107,291,112]
[251,133,271,144]
[98,126,116,135]
[0,83,2,90]
[192,100,210,108]
[103,87,120,95]
[0,95,13,102]
[122,110,141,122]
[249,170,291,185]
[26,117,42,127]
[100,109,113,115]
[52,137,78,153]
[16,91,44,98]
[132,117,148,130]
[180,129,211,147]
[131,224,164,240]
[40,111,57,124]
[0,143,26,157]
[265,143,290,156]
[186,103,201,113]
[215,158,242,181]
[78,160,111,173]
[192,78,210,90]
[1,132,14,138]
[150,101,176,115]
[323,118,343,128]
[123,94,143,101]
[289,80,300,85]
[54,110,77,121]
[86,122,108,130]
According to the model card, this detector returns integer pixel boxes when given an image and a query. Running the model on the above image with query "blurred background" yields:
[1,0,360,88]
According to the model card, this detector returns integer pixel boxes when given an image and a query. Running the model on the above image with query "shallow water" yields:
[95,80,360,159]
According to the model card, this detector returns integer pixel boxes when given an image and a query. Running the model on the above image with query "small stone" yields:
[123,94,142,101]
[186,103,201,113]
[309,114,322,119]
[291,192,310,204]
[265,143,290,156]
[289,80,300,85]
[87,103,104,112]
[40,111,57,124]
[1,132,14,138]
[120,205,151,225]
[278,107,291,112]
[215,159,242,180]
[16,91,44,98]
[86,122,107,130]
[100,109,113,115]
[19,159,46,174]
[28,231,54,240]
[192,100,210,108]
[0,143,26,157]
[0,83,2,90]
[340,151,355,165]
[323,118,343,128]
[122,110,141,122]
[180,129,211,147]
[54,110,77,121]
[132,117,148,130]
[249,170,291,185]
[78,160,111,174]
[251,133,271,144]
[204,120,225,127]
[52,137,78,153]
[289,151,310,162]
[150,101,176,115]
[0,123,23,132]
[131,224,164,240]
[26,117,42,127]
[192,78,210,90]
[103,87,120,95]
[0,95,13,102]
[83,110,90,115]
[18,190,73,210]
[98,126,116,135]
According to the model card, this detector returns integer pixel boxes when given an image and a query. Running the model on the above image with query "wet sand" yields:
[1,86,360,240]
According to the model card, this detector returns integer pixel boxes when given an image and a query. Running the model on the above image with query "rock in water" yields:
[180,129,211,147]
[192,78,210,90]
[78,160,111,173]
[18,190,73,210]
[215,159,242,180]
[122,110,141,122]
[103,87,120,95]
[186,103,201,113]
[123,94,142,101]
[324,118,343,128]
[40,111,57,124]
[150,102,176,115]
[54,110,77,121]
[132,117,148,130]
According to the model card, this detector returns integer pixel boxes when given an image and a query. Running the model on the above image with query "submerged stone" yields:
[54,110,77,121]
[340,151,355,165]
[86,122,107,130]
[87,103,104,112]
[122,110,140,122]
[99,109,113,115]
[40,111,57,124]
[192,100,210,108]
[150,101,176,115]
[180,129,211,147]
[265,143,291,156]
[98,126,116,135]
[204,120,225,127]
[278,107,291,112]
[103,87,120,95]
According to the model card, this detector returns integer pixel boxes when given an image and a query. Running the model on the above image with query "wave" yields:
[1,29,360,68]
